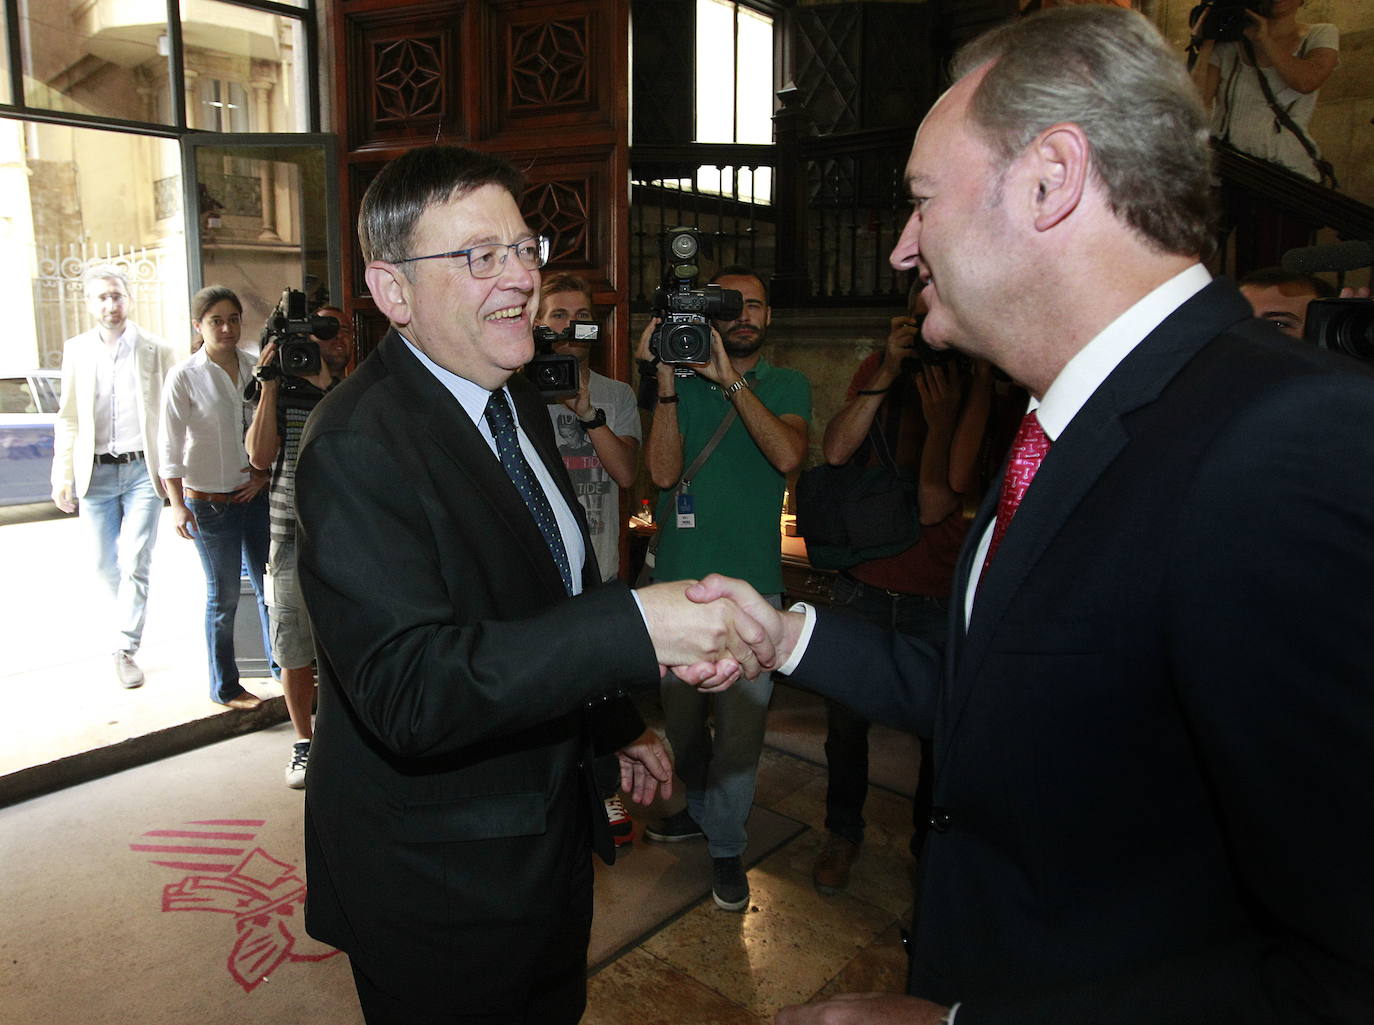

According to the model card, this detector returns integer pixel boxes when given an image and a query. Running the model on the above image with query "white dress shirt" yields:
[399,336,587,595]
[158,347,257,493]
[92,326,144,456]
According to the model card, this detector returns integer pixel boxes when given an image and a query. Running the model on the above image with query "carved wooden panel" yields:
[346,3,466,150]
[486,1,611,135]
[346,161,388,301]
[512,148,615,290]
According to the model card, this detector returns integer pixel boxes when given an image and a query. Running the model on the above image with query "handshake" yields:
[637,575,807,691]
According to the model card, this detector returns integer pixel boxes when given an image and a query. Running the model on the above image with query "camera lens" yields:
[669,232,699,262]
[1333,309,1374,362]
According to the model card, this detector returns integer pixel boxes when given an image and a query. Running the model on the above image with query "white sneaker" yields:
[114,651,144,689]
[285,740,310,789]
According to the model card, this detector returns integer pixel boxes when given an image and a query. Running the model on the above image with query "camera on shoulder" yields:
[526,320,599,400]
[260,287,339,381]
[648,227,742,369]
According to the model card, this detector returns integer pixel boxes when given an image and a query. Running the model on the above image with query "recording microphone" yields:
[1281,240,1373,274]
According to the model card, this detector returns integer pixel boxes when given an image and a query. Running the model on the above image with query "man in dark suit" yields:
[294,145,772,1025]
[685,7,1374,1023]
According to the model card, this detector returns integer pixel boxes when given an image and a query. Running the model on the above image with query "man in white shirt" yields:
[51,265,175,689]
[684,7,1374,1024]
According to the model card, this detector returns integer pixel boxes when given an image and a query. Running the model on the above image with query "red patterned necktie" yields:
[981,410,1051,576]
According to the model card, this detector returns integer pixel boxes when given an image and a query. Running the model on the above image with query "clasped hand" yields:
[637,575,799,691]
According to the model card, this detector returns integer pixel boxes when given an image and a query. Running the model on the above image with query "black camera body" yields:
[648,227,743,367]
[1190,0,1273,43]
[261,287,339,380]
[526,320,599,399]
[1304,298,1374,362]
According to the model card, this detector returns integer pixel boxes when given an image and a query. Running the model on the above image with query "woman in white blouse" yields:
[1191,0,1339,182]
[159,286,272,709]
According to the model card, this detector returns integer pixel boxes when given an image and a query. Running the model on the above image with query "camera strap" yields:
[635,405,738,587]
[1240,36,1338,189]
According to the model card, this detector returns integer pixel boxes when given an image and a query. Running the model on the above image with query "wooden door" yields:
[330,0,631,384]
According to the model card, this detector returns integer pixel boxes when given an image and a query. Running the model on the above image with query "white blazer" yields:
[51,322,177,499]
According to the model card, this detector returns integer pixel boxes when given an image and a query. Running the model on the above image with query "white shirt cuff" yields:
[776,601,817,676]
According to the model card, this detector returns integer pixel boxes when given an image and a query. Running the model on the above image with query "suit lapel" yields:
[377,333,575,599]
[944,280,1254,739]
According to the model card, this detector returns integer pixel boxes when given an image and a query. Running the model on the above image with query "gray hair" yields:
[359,145,525,276]
[83,264,130,293]
[953,6,1212,256]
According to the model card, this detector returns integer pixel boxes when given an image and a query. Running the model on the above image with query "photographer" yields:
[639,265,811,911]
[537,274,641,581]
[811,281,995,896]
[1189,0,1339,182]
[245,302,353,788]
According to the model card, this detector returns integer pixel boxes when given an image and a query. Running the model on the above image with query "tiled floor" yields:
[587,733,916,1024]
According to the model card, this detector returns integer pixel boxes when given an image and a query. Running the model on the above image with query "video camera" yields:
[526,320,599,400]
[257,287,339,380]
[1281,241,1374,363]
[1304,299,1374,362]
[648,227,743,369]
[1189,0,1273,44]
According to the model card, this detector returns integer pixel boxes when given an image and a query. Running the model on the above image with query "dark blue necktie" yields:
[484,389,575,595]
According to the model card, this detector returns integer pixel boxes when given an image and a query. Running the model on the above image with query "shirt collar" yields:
[1034,263,1211,440]
[398,332,516,429]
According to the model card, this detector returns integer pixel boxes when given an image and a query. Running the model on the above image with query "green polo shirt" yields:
[653,357,812,594]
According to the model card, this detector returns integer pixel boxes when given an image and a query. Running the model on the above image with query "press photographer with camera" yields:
[638,261,811,911]
[535,273,641,581]
[1189,0,1339,183]
[244,292,352,788]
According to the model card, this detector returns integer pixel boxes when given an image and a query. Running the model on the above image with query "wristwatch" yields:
[578,407,607,431]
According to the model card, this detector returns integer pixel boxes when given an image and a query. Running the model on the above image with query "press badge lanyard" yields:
[636,404,738,586]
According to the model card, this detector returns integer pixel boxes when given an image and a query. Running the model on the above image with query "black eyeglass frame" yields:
[392,235,550,277]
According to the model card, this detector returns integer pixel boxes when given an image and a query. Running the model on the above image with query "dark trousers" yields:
[822,573,948,853]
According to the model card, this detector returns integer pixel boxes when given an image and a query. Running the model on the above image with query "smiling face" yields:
[193,300,242,355]
[888,66,1020,361]
[382,183,540,388]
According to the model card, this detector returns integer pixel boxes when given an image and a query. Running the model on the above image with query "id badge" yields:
[676,492,696,529]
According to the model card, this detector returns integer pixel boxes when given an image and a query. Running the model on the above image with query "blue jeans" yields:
[660,592,783,859]
[80,458,163,653]
[187,493,271,703]
[823,573,948,848]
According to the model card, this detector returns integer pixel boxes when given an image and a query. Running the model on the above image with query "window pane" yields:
[695,0,735,143]
[181,0,309,132]
[736,6,773,144]
[0,15,10,105]
[19,0,174,123]
[0,120,190,371]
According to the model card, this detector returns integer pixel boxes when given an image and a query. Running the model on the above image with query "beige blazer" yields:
[52,322,176,499]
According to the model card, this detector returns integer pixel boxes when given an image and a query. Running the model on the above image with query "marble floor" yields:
[585,722,918,1025]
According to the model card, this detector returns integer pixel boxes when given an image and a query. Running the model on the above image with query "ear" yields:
[1029,123,1089,233]
[365,261,413,327]
[762,304,772,329]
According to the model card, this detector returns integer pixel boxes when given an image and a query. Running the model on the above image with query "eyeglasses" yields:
[394,235,549,278]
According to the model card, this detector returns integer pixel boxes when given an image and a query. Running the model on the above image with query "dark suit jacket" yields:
[294,330,658,1011]
[790,280,1374,1023]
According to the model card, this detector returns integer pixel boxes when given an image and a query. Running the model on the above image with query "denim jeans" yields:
[660,592,783,859]
[187,492,271,703]
[80,458,163,653]
[823,573,948,849]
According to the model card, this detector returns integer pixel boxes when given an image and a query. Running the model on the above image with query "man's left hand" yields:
[775,993,951,1024]
[616,728,673,805]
